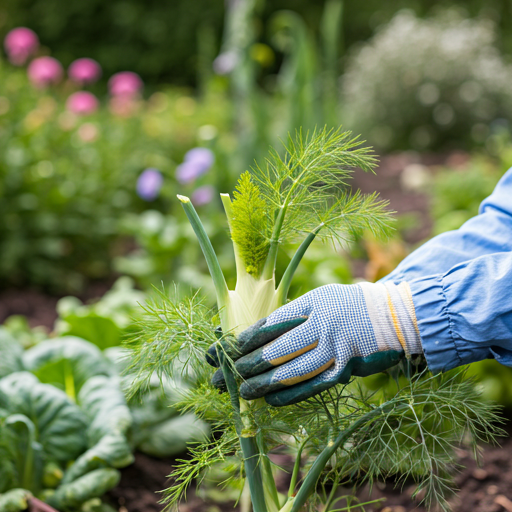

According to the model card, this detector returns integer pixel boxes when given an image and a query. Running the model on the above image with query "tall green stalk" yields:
[180,195,272,512]
[177,196,229,318]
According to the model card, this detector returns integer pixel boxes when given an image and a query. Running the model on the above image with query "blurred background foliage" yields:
[2,0,512,87]
[1,0,512,291]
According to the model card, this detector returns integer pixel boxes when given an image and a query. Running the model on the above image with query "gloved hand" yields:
[207,282,423,407]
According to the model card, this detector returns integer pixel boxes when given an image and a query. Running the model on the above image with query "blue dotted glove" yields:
[207,282,423,407]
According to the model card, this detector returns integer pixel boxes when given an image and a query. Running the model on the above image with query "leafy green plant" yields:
[0,370,121,511]
[0,329,209,511]
[55,277,145,349]
[126,127,502,511]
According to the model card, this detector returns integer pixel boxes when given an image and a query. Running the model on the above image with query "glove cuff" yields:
[359,281,423,358]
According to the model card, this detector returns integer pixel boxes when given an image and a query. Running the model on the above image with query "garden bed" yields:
[106,421,512,512]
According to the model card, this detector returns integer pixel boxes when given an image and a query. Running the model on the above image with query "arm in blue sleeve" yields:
[382,167,512,283]
[409,251,512,372]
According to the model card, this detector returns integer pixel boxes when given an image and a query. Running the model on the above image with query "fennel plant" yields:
[126,128,502,512]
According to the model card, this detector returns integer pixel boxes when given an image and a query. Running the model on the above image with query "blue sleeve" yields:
[381,167,512,372]
[382,167,512,283]
[409,251,512,372]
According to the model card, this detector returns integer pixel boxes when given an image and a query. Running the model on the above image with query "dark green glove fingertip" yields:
[211,368,227,392]
[206,343,220,367]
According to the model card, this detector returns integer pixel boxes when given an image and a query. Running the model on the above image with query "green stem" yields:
[288,437,307,498]
[257,433,280,511]
[217,347,268,512]
[261,164,316,281]
[64,360,76,402]
[289,403,406,512]
[279,499,294,512]
[262,207,286,280]
[240,436,269,512]
[323,480,339,512]
[276,224,324,305]
[178,195,229,311]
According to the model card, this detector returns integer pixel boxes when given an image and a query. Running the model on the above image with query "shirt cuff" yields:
[408,274,460,373]
[409,274,493,373]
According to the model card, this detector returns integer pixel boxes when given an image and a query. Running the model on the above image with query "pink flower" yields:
[4,27,39,66]
[66,91,99,115]
[27,56,63,88]
[68,58,102,85]
[108,71,143,97]
[192,186,215,206]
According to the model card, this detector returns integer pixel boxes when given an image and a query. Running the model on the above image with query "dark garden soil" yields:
[0,280,114,330]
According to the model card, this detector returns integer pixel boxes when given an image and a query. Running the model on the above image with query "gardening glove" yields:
[207,282,423,407]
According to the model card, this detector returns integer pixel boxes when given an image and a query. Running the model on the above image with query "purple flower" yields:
[27,56,63,88]
[137,168,163,201]
[108,71,143,97]
[176,147,215,184]
[4,27,39,66]
[213,51,238,75]
[66,91,99,115]
[192,186,215,206]
[68,58,102,84]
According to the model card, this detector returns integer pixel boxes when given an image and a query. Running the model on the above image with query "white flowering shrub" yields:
[341,10,512,150]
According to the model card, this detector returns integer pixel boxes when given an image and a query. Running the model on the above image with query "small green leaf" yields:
[57,315,122,350]
[23,337,111,396]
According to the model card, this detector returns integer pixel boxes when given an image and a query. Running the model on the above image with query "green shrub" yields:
[342,9,512,151]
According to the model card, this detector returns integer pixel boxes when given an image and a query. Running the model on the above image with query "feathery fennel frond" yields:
[123,287,218,400]
[329,369,503,511]
[315,190,394,247]
[160,430,240,511]
[176,382,234,427]
[224,127,393,278]
[253,127,387,242]
[230,172,270,276]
